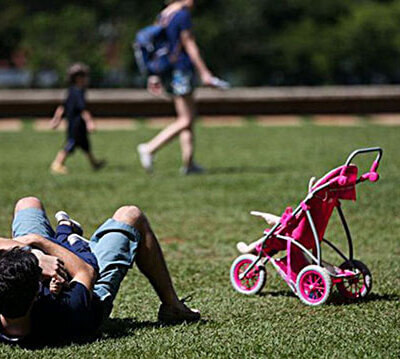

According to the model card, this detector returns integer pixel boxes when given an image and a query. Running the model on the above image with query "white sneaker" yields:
[137,144,153,173]
[180,163,205,175]
[67,233,91,245]
[55,211,83,235]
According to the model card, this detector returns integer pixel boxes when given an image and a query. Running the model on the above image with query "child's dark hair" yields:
[67,63,89,84]
[0,248,42,318]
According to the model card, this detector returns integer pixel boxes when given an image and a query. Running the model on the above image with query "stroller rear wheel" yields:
[296,265,332,306]
[230,254,266,295]
[337,259,372,300]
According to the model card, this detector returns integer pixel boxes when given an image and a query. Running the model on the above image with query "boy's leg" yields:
[51,150,69,174]
[79,134,105,170]
[51,138,76,175]
[84,151,105,170]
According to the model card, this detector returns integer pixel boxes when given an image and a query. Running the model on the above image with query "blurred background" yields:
[2,0,400,89]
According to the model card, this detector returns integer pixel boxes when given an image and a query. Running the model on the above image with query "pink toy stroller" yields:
[230,148,383,306]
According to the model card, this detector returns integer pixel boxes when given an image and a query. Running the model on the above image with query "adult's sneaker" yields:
[180,162,205,175]
[158,298,201,324]
[137,144,153,173]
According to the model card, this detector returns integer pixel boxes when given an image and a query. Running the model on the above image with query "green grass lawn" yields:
[0,123,399,358]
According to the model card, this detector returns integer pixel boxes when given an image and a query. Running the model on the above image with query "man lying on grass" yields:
[0,196,200,345]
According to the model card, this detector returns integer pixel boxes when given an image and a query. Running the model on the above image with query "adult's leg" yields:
[145,95,195,166]
[112,206,182,308]
[14,196,43,214]
[178,96,196,167]
[12,197,55,240]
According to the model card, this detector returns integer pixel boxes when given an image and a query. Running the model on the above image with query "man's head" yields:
[67,62,90,87]
[0,248,42,319]
[165,0,194,9]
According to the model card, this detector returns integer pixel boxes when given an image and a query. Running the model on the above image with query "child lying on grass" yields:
[49,211,98,295]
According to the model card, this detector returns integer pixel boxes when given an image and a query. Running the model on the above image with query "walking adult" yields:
[137,0,218,174]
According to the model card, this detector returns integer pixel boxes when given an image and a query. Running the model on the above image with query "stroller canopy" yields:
[272,165,359,251]
[311,164,358,201]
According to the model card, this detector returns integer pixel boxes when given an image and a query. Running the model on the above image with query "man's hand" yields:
[14,234,68,283]
[31,249,68,283]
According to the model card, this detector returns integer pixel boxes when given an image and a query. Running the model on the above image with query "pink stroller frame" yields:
[230,148,383,305]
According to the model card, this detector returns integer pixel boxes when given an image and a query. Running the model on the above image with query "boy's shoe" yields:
[51,162,68,175]
[55,211,83,236]
[180,163,205,175]
[93,160,106,171]
[158,298,201,324]
[137,144,153,173]
[67,233,91,245]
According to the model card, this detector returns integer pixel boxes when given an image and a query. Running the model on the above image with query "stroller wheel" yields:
[296,265,332,306]
[337,260,372,300]
[230,254,266,295]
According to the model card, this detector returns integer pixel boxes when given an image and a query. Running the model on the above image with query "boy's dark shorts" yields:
[64,132,90,153]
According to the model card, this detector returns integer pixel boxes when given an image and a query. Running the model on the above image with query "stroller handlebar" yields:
[343,147,383,184]
[344,147,383,167]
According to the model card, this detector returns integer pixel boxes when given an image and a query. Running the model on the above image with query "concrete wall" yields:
[2,86,400,118]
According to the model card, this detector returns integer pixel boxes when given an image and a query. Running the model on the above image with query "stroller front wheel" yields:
[230,254,266,295]
[296,265,332,306]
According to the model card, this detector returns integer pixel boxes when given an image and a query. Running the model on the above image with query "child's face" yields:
[76,74,89,88]
[49,277,64,295]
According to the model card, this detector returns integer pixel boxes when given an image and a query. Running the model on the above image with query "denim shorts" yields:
[162,69,196,96]
[12,208,141,318]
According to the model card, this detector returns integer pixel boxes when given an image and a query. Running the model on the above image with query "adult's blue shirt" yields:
[0,282,103,346]
[162,7,194,72]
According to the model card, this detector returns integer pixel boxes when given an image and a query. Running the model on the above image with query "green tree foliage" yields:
[3,0,400,86]
[22,6,104,82]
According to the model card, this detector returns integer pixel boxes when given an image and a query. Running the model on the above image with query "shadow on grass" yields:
[259,290,399,306]
[259,290,296,298]
[207,166,283,175]
[22,317,208,350]
[328,292,400,306]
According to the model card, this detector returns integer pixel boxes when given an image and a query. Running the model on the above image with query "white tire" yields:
[230,254,266,295]
[296,265,332,306]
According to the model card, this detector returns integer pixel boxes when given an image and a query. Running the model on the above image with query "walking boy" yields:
[50,63,104,174]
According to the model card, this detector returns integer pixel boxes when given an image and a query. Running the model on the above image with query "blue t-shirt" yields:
[0,283,103,345]
[162,8,194,72]
[64,86,87,139]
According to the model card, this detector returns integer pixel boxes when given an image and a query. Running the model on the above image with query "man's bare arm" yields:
[0,236,67,282]
[0,237,25,250]
[17,234,96,293]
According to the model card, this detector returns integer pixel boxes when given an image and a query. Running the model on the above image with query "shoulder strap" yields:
[158,10,178,28]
